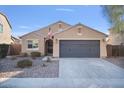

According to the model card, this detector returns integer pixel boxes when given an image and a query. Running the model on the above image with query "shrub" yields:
[20,52,28,57]
[31,52,41,57]
[0,44,9,58]
[17,59,32,68]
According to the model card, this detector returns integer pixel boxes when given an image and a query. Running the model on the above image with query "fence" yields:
[9,44,21,55]
[107,44,124,57]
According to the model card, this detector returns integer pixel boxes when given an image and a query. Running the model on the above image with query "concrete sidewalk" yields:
[1,78,124,88]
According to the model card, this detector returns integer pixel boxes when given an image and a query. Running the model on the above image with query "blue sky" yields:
[0,5,110,37]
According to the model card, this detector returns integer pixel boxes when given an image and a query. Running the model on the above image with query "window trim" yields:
[0,23,3,33]
[26,39,39,50]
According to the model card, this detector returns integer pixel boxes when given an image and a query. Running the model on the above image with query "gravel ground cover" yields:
[0,57,59,78]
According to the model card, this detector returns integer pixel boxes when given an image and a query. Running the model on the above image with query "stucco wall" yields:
[37,22,71,36]
[21,22,107,57]
[21,33,45,55]
[0,14,11,44]
[21,21,71,55]
[53,25,107,57]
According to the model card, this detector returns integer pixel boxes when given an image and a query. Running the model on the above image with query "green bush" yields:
[20,52,28,57]
[17,59,32,68]
[31,52,41,57]
[0,44,9,58]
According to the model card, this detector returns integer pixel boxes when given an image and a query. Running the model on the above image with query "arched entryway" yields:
[45,39,53,56]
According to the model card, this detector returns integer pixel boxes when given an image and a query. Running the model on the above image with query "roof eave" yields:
[0,12,12,29]
[54,23,107,37]
[20,20,72,38]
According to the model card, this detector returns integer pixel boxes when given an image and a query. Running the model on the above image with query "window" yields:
[27,40,38,49]
[0,24,3,33]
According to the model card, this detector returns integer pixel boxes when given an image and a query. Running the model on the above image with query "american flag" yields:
[47,28,53,39]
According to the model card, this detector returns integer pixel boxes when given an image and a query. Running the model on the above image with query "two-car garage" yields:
[53,23,107,58]
[60,40,100,58]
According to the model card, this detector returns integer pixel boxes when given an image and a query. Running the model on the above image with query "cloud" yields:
[56,8,74,12]
[18,26,31,29]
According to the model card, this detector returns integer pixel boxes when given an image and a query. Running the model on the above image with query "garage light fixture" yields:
[102,38,106,42]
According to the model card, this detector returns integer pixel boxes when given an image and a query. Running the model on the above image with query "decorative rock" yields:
[6,56,13,59]
[42,56,59,62]
[42,56,49,62]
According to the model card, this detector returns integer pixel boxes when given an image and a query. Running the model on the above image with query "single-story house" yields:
[20,21,107,58]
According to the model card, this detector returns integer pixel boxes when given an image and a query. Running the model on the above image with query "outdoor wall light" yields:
[102,38,106,42]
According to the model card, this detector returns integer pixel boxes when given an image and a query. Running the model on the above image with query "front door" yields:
[45,39,53,56]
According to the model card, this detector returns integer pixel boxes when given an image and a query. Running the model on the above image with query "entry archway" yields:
[45,39,53,56]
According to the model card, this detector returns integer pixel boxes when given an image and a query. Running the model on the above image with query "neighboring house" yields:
[0,12,12,44]
[11,36,21,44]
[107,29,124,45]
[20,21,107,58]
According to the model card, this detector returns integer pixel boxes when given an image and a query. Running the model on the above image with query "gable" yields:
[39,21,71,36]
[20,31,44,40]
[20,21,71,38]
[54,24,107,39]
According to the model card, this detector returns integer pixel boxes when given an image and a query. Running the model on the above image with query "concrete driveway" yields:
[0,58,124,88]
[60,58,124,79]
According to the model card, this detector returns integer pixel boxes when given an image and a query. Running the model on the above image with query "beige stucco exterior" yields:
[21,33,45,55]
[0,13,12,44]
[20,21,71,55]
[53,24,107,57]
[20,21,107,57]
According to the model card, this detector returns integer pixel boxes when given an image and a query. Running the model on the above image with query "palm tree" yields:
[102,5,124,33]
[102,5,124,44]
